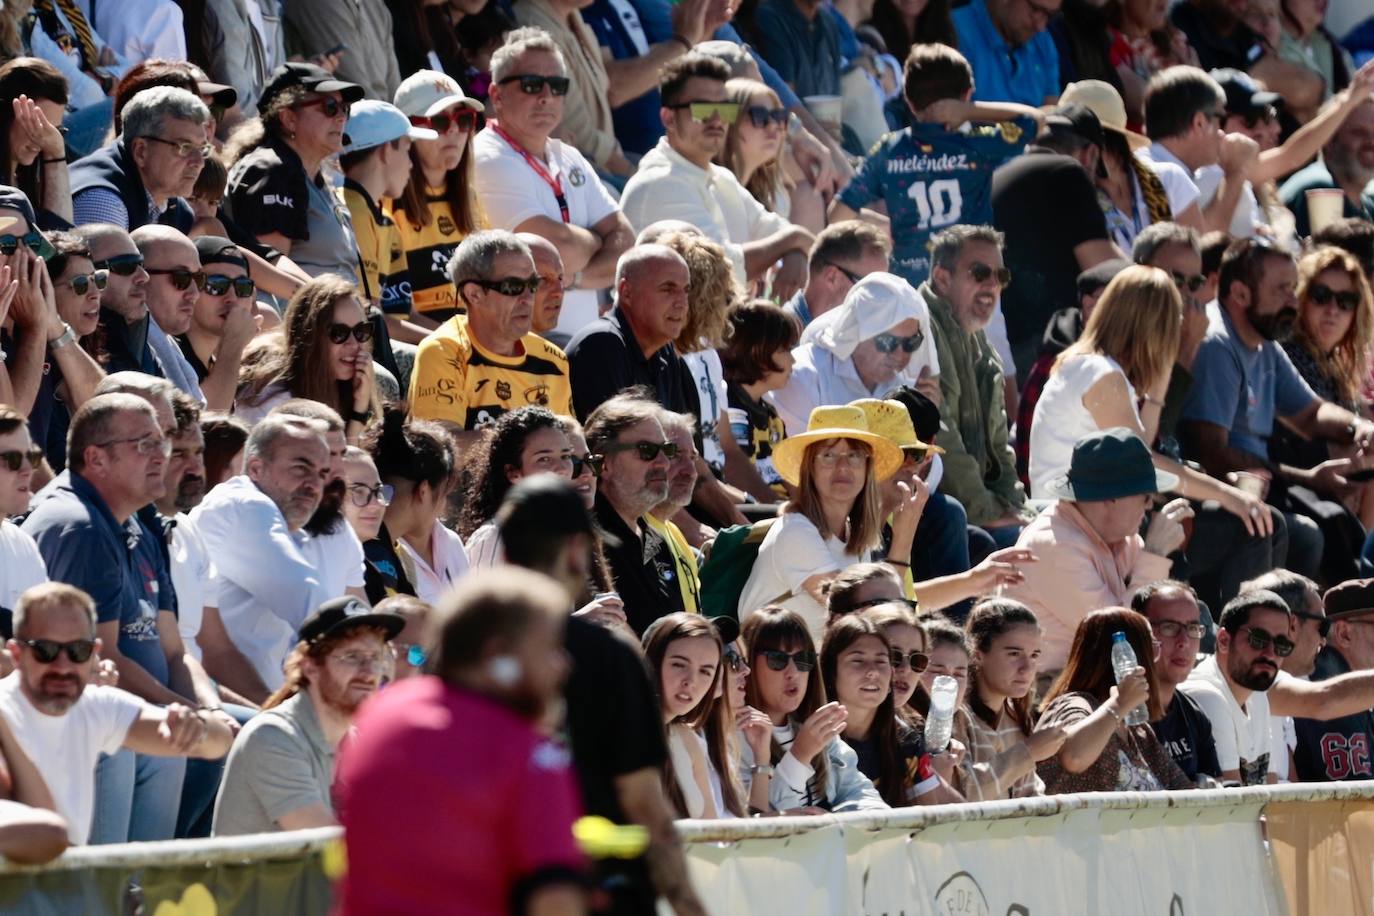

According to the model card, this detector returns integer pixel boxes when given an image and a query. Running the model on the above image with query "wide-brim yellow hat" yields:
[850,398,945,456]
[772,405,906,486]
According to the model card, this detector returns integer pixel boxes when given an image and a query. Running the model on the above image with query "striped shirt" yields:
[957,705,1044,801]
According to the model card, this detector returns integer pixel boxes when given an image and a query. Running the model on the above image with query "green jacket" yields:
[920,282,1026,526]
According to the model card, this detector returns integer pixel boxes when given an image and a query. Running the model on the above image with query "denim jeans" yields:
[89,748,187,844]
[176,704,256,839]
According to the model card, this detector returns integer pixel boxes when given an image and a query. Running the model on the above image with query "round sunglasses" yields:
[968,262,1013,288]
[347,482,394,507]
[327,321,375,345]
[0,231,44,256]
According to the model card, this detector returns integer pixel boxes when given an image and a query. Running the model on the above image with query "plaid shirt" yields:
[957,705,1044,801]
[1013,352,1056,488]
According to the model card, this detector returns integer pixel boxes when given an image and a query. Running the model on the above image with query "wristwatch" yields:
[748,763,775,777]
[48,322,77,350]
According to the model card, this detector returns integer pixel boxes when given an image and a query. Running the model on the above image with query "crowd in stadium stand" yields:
[0,0,1371,910]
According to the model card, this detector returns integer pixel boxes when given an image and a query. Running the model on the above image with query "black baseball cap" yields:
[886,384,942,447]
[260,63,365,113]
[1211,68,1281,119]
[298,596,405,645]
[1043,103,1108,178]
[193,235,248,270]
[0,184,39,229]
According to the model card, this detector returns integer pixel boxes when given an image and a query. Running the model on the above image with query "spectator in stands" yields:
[1036,607,1192,793]
[621,54,813,298]
[717,79,822,233]
[458,406,576,568]
[520,234,566,337]
[1279,97,1374,237]
[1006,428,1186,674]
[190,415,334,691]
[781,220,890,330]
[365,412,468,606]
[567,244,697,421]
[373,594,431,680]
[753,0,844,99]
[870,0,958,67]
[338,447,401,605]
[0,403,45,630]
[1312,218,1374,280]
[919,226,1025,538]
[87,0,185,62]
[741,606,887,812]
[283,0,401,101]
[1277,0,1352,103]
[714,614,774,813]
[408,231,573,440]
[774,272,938,437]
[188,155,228,229]
[0,582,231,847]
[1131,581,1222,785]
[70,224,157,384]
[235,276,383,431]
[0,58,73,226]
[391,71,486,326]
[195,0,286,118]
[1242,568,1320,782]
[959,598,1064,799]
[647,411,708,602]
[951,0,1062,106]
[130,225,209,401]
[70,86,208,232]
[175,236,257,412]
[223,63,366,279]
[109,60,232,143]
[473,29,634,338]
[213,596,402,836]
[722,299,796,501]
[1108,0,1200,124]
[739,405,904,641]
[1293,579,1374,781]
[201,414,249,489]
[340,101,436,345]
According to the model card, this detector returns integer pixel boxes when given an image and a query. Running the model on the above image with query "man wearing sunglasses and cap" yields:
[1293,579,1374,782]
[131,225,214,407]
[176,236,258,412]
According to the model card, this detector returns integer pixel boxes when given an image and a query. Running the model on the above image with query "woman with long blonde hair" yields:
[715,79,825,233]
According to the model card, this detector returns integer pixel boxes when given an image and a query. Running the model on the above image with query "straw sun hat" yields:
[771,405,905,487]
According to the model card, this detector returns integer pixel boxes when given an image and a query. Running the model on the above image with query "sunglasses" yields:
[761,649,816,672]
[94,252,145,276]
[1236,626,1295,657]
[411,109,479,134]
[1155,620,1207,640]
[744,105,788,128]
[327,321,375,345]
[499,74,571,96]
[968,262,1012,288]
[468,275,540,297]
[0,232,44,256]
[202,274,257,298]
[0,445,43,471]
[1308,282,1361,313]
[1292,611,1332,639]
[571,454,604,478]
[873,329,925,354]
[147,267,207,291]
[348,482,394,507]
[603,440,678,461]
[668,101,740,124]
[20,638,96,664]
[1169,270,1207,294]
[63,271,108,295]
[296,96,351,118]
[825,261,863,284]
[890,649,930,672]
[723,647,746,673]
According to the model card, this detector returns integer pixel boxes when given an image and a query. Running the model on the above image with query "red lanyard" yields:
[490,122,570,223]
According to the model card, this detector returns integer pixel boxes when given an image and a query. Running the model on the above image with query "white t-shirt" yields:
[1194,165,1264,238]
[1028,354,1138,498]
[1138,144,1201,217]
[0,676,142,844]
[397,520,471,605]
[1180,654,1273,785]
[683,349,727,472]
[302,523,366,599]
[167,514,214,661]
[739,512,868,644]
[472,129,620,338]
[0,521,47,619]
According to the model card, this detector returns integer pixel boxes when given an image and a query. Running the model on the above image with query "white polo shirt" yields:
[0,521,47,621]
[167,513,213,661]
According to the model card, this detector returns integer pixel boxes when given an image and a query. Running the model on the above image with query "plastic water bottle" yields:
[923,675,958,753]
[1110,632,1148,726]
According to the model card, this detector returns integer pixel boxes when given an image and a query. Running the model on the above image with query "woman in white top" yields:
[1028,264,1264,528]
[738,404,909,643]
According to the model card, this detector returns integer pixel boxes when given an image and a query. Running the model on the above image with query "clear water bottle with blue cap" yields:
[923,675,958,752]
[1111,631,1147,726]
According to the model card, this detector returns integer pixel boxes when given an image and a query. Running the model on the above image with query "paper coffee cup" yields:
[803,94,843,138]
[1231,469,1271,501]
[1305,188,1345,235]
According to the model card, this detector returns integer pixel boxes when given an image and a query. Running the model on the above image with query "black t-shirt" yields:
[1293,647,1374,782]
[845,720,928,801]
[992,150,1109,364]
[1152,690,1222,783]
[595,495,687,636]
[175,335,211,383]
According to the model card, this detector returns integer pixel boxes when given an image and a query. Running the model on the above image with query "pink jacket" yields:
[1003,501,1173,674]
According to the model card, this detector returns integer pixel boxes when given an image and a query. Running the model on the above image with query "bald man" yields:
[517,233,567,338]
[131,226,208,404]
[75,224,163,379]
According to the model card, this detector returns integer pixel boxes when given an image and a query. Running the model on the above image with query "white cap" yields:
[341,100,437,154]
[393,69,484,118]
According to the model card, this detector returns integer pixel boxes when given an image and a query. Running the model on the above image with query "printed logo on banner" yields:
[934,872,990,915]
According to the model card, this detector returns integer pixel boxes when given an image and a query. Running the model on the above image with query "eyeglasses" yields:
[143,136,213,160]
[202,274,256,298]
[873,329,925,354]
[326,321,375,345]
[815,448,867,469]
[723,647,747,673]
[296,96,351,118]
[1155,620,1207,640]
[20,638,96,664]
[744,105,788,129]
[411,109,479,134]
[890,649,930,672]
[330,651,387,671]
[1308,282,1361,313]
[1235,626,1296,657]
[63,271,108,295]
[93,253,145,276]
[968,262,1013,288]
[348,482,394,507]
[498,74,571,96]
[0,446,42,472]
[824,261,862,285]
[603,440,678,461]
[97,433,172,457]
[761,649,816,672]
[1169,270,1207,294]
[571,454,604,478]
[667,101,741,124]
[397,643,427,668]
[146,267,207,291]
[467,275,541,297]
[0,231,44,256]
[1292,611,1332,639]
